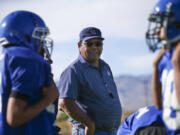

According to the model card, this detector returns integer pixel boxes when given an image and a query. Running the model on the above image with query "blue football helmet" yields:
[0,10,53,62]
[146,0,180,52]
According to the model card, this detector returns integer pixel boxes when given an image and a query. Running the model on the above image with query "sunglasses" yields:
[83,41,103,47]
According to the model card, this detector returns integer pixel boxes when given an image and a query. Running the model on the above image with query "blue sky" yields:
[1,0,159,81]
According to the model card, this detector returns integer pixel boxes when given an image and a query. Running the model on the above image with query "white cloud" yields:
[107,53,157,76]
[1,0,159,79]
[1,0,158,42]
[122,54,156,69]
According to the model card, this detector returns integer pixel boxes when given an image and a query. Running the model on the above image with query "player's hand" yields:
[172,43,180,67]
[42,81,59,104]
[153,48,167,68]
[85,120,95,135]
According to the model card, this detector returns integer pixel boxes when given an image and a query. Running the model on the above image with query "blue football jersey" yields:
[0,46,57,135]
[158,49,180,134]
[117,106,163,135]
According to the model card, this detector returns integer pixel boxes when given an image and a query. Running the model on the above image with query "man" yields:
[58,27,122,135]
[146,0,180,134]
[117,106,166,135]
[0,10,59,135]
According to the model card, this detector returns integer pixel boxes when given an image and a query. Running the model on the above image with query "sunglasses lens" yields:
[86,41,102,47]
[95,42,102,47]
[87,42,93,47]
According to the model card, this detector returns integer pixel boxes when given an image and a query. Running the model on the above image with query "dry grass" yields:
[121,112,133,123]
[56,112,133,135]
[56,120,72,135]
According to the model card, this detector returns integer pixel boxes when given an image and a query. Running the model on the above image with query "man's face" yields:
[79,38,103,64]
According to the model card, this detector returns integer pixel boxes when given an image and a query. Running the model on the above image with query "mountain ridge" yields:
[114,74,153,112]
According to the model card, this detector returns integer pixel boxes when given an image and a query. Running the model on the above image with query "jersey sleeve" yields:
[117,113,136,135]
[117,106,163,135]
[58,67,79,100]
[9,57,50,97]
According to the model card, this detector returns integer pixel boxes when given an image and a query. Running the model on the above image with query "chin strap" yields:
[43,44,53,64]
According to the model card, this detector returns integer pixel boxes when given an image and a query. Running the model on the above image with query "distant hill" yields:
[114,74,153,112]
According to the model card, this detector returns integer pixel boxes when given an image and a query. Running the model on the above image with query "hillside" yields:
[114,74,153,112]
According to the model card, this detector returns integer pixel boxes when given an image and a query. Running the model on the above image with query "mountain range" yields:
[114,74,154,112]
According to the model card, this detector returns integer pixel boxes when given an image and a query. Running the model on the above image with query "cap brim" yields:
[83,36,104,41]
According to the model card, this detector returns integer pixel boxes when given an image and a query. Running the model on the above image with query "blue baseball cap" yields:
[79,27,104,41]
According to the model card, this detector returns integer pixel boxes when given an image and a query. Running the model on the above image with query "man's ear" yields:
[78,42,81,49]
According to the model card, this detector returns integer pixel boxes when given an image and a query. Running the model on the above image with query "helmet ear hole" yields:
[25,35,31,42]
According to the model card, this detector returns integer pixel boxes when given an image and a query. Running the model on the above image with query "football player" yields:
[117,106,166,135]
[146,0,180,134]
[0,10,59,135]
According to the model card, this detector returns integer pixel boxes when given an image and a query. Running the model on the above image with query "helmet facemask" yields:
[32,27,53,63]
[146,13,164,52]
[146,2,180,52]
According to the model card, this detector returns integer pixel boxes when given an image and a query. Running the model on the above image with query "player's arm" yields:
[59,98,95,135]
[6,80,59,127]
[151,48,166,109]
[152,65,162,109]
[172,42,180,105]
